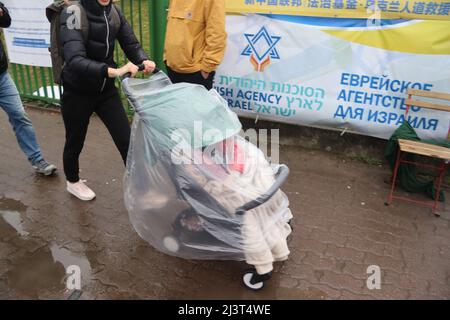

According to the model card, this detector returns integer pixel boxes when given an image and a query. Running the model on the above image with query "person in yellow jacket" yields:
[164,0,227,90]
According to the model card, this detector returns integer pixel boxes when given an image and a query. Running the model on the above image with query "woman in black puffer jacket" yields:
[60,0,155,201]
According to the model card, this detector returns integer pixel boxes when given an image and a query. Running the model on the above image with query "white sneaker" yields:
[67,180,96,201]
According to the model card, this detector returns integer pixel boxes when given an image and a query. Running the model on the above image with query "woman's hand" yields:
[142,60,156,74]
[108,67,120,78]
[122,62,139,78]
[108,62,139,78]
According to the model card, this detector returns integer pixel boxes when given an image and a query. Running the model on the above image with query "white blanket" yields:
[203,141,293,275]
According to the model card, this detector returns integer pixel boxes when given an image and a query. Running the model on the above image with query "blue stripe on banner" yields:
[12,37,49,48]
[262,14,409,28]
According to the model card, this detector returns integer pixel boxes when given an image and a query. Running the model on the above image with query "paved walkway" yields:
[0,107,449,299]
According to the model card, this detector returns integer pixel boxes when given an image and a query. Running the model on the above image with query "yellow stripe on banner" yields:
[323,21,450,55]
[226,0,450,21]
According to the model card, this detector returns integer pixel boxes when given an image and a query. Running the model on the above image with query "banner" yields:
[226,0,450,21]
[2,0,52,67]
[214,14,450,140]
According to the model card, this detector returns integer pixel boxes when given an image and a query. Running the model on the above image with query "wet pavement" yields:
[0,107,449,300]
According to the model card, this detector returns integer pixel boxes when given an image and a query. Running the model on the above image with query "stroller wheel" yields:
[242,268,270,291]
[163,235,180,253]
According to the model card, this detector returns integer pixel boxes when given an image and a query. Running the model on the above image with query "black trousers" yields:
[166,66,215,90]
[61,87,130,183]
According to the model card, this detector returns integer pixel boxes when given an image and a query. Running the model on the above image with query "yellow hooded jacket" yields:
[164,0,227,74]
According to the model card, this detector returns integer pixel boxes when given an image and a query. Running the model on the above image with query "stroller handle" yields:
[121,64,161,80]
[235,164,290,215]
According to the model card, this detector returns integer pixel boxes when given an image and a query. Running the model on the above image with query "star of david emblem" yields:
[241,26,281,72]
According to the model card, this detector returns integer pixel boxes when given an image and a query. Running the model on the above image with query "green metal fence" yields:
[7,0,169,105]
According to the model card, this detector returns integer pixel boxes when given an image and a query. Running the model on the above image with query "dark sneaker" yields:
[32,159,57,176]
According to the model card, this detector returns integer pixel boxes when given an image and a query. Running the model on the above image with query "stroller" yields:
[122,70,293,290]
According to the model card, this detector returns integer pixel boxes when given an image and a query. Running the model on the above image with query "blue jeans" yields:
[0,71,43,164]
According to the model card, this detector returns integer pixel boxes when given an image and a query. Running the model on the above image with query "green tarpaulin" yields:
[385,122,450,201]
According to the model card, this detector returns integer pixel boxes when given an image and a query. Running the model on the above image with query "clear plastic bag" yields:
[123,73,293,274]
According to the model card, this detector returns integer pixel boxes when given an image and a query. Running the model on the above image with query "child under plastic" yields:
[181,136,293,276]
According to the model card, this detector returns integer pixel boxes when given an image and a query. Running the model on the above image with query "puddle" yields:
[5,246,67,298]
[1,197,94,298]
[50,244,92,281]
[0,197,28,212]
[0,197,29,237]
[4,243,92,299]
[1,211,29,237]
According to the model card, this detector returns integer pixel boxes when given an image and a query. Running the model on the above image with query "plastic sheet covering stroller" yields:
[122,71,293,290]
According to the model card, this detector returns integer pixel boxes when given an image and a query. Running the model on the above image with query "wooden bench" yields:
[397,139,450,160]
[386,89,450,216]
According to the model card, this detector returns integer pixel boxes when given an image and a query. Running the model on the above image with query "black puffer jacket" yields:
[60,0,148,94]
[0,2,11,74]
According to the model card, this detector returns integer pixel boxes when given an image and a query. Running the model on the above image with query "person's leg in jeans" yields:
[0,71,56,175]
[94,88,131,164]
